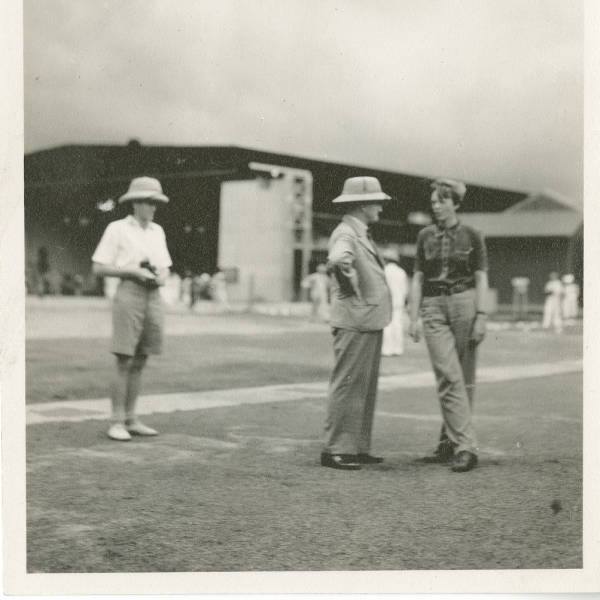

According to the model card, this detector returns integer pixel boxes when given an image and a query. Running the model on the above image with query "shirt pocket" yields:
[452,235,473,264]
[114,240,130,268]
[423,237,439,260]
[454,248,472,263]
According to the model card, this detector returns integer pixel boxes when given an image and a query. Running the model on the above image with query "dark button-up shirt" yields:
[414,221,488,289]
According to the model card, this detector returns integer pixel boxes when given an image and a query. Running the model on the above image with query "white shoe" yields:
[107,422,132,441]
[126,420,159,436]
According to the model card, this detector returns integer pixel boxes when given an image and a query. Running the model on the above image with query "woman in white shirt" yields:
[92,177,172,441]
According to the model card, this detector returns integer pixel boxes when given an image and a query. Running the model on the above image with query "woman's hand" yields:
[409,319,421,343]
[471,313,487,344]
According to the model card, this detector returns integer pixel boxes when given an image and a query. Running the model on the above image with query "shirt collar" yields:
[344,214,369,237]
[126,215,156,230]
[435,219,460,236]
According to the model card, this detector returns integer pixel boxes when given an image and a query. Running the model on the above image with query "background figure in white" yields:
[542,271,564,333]
[561,273,579,325]
[180,270,192,307]
[191,273,212,309]
[212,269,230,311]
[301,263,331,322]
[160,271,181,306]
[103,276,120,299]
[511,276,530,320]
[382,247,408,356]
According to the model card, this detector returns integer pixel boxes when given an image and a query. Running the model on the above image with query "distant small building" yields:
[460,191,583,304]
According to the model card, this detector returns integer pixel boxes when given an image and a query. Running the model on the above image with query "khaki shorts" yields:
[111,280,164,356]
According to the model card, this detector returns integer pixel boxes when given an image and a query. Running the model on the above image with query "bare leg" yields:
[124,354,148,421]
[111,354,133,423]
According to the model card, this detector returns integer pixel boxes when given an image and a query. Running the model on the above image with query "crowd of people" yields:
[178,269,230,311]
[541,272,580,333]
[26,247,89,297]
[510,272,580,331]
[90,174,579,474]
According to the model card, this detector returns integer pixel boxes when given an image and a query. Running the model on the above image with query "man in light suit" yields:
[321,177,393,470]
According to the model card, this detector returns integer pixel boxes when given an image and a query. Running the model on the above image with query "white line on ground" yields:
[376,411,582,424]
[26,359,582,426]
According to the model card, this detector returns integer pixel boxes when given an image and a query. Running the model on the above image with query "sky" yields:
[23,0,583,202]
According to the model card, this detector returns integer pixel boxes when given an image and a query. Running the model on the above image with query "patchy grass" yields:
[27,373,582,572]
[26,320,582,403]
[26,307,582,571]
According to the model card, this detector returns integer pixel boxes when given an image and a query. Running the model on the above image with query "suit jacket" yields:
[327,215,392,332]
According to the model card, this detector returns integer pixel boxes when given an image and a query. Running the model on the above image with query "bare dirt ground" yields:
[25,299,582,572]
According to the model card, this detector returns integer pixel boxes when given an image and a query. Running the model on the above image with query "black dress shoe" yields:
[451,450,478,472]
[320,453,361,470]
[356,453,384,464]
[418,441,455,464]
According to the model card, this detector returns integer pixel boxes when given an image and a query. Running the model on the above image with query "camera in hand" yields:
[139,260,160,288]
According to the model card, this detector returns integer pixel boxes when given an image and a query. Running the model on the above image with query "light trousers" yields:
[421,290,478,454]
[562,295,578,320]
[543,296,563,332]
[382,307,404,355]
[512,290,529,319]
[324,328,383,455]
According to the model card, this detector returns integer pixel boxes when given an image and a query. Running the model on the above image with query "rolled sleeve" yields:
[414,230,426,273]
[471,230,488,272]
[91,222,119,266]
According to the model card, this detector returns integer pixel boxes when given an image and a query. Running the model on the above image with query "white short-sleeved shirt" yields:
[511,277,530,293]
[544,280,563,299]
[92,216,172,270]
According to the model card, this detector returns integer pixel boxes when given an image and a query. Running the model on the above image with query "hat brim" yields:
[332,192,392,204]
[118,192,169,204]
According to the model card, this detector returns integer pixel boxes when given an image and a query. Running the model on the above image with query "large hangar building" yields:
[24,142,581,306]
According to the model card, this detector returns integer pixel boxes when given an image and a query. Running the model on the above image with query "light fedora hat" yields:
[332,176,391,204]
[119,176,169,204]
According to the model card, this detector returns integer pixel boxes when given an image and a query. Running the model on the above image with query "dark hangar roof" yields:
[25,142,528,215]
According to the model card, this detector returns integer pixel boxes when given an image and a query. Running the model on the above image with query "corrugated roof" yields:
[24,143,529,214]
[505,189,582,214]
[460,211,582,237]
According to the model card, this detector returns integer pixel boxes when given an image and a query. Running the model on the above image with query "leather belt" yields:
[422,282,473,297]
[122,277,160,291]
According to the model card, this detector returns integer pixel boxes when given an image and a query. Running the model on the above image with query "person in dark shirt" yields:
[409,178,489,472]
[36,246,51,297]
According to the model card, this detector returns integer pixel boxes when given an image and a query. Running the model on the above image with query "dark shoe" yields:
[418,441,455,464]
[356,453,384,464]
[320,453,361,470]
[419,454,452,464]
[451,450,478,472]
